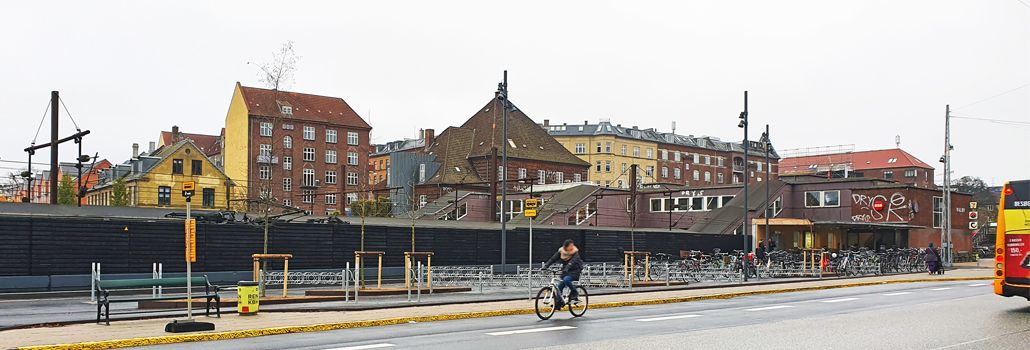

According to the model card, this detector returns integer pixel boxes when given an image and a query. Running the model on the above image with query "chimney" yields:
[422,128,435,145]
[171,125,180,141]
[148,141,156,154]
[543,119,549,127]
[132,143,139,159]
[632,126,638,130]
[584,120,588,125]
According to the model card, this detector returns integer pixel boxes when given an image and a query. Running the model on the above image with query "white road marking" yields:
[323,344,395,350]
[819,297,859,303]
[930,287,952,291]
[882,292,911,296]
[967,283,986,287]
[746,305,792,312]
[636,314,703,322]
[486,326,577,336]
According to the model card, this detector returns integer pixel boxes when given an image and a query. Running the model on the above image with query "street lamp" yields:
[738,91,749,282]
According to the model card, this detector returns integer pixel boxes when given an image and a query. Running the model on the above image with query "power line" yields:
[951,115,1030,126]
[953,80,1030,111]
[58,97,81,131]
[1015,0,1030,10]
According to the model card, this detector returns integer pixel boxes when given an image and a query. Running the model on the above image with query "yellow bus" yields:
[995,179,1030,300]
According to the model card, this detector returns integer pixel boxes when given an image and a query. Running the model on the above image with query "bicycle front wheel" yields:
[568,286,589,317]
[535,287,556,320]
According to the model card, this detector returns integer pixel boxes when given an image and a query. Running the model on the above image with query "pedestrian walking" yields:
[925,242,941,275]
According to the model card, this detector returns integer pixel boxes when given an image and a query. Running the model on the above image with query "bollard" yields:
[90,262,99,303]
[343,266,349,302]
[478,272,484,293]
[417,261,423,302]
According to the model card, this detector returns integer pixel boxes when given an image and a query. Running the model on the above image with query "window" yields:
[674,168,681,180]
[302,168,315,187]
[259,166,271,180]
[632,147,640,157]
[259,144,272,157]
[283,156,292,170]
[191,160,202,175]
[693,170,700,181]
[283,198,293,207]
[717,157,725,167]
[905,169,917,177]
[887,157,898,164]
[325,193,337,205]
[646,166,654,177]
[302,189,313,204]
[158,186,171,206]
[574,173,582,182]
[303,147,315,162]
[303,126,315,140]
[704,171,711,183]
[621,144,627,155]
[555,172,564,183]
[673,151,681,162]
[621,163,627,173]
[325,150,337,164]
[325,170,337,184]
[804,190,841,208]
[418,195,428,209]
[283,136,292,149]
[172,159,183,174]
[596,143,602,153]
[259,122,273,137]
[518,168,527,180]
[646,148,653,159]
[283,178,292,191]
[574,143,585,154]
[767,196,783,218]
[325,129,337,144]
[568,201,598,225]
[596,161,602,172]
[347,132,359,145]
[605,160,612,172]
[347,172,358,185]
[717,173,725,184]
[693,153,700,163]
[537,170,546,185]
[498,166,505,181]
[281,106,293,115]
[757,161,764,173]
[347,193,357,204]
[883,170,893,180]
[202,188,215,208]
[661,167,669,178]
[605,142,612,153]
[660,149,668,160]
[704,155,711,165]
[650,198,664,212]
[933,196,944,228]
[418,164,426,182]
[282,123,294,130]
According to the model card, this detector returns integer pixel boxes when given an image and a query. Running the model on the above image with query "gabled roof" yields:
[545,121,777,158]
[371,138,425,157]
[780,148,932,175]
[457,97,589,166]
[123,139,234,184]
[237,83,371,129]
[160,130,221,156]
[424,127,481,184]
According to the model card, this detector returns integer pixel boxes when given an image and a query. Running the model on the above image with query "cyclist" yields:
[544,239,583,309]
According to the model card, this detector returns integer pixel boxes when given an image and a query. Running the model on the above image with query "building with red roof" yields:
[779,148,935,188]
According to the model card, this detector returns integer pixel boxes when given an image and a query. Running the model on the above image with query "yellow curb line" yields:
[19,276,991,350]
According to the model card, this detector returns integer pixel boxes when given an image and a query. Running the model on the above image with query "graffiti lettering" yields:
[852,192,911,223]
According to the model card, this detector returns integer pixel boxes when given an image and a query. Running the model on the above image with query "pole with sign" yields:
[525,198,538,298]
[165,181,214,333]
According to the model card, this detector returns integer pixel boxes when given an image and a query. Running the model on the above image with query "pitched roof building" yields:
[779,148,934,188]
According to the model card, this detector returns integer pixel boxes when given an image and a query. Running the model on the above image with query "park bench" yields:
[95,276,221,325]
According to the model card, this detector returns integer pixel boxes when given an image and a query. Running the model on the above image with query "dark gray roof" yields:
[544,121,779,158]
[371,138,425,156]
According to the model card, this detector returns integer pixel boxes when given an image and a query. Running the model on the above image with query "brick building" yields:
[779,148,934,188]
[223,83,372,215]
[368,129,432,194]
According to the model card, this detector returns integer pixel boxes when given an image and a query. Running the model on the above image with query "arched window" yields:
[283,135,293,149]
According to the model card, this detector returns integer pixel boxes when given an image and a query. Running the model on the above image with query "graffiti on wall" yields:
[851,192,914,223]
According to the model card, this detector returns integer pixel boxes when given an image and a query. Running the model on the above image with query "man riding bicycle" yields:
[544,239,583,309]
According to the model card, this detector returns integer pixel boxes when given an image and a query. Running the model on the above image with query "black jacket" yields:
[545,249,583,280]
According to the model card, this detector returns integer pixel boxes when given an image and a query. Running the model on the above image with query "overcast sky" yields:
[2,0,1027,185]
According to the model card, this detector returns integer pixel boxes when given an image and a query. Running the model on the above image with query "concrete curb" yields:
[18,276,990,350]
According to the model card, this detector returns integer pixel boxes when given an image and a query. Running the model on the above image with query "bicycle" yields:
[534,269,589,320]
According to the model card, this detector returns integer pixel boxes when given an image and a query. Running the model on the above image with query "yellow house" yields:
[544,121,660,188]
[88,139,234,210]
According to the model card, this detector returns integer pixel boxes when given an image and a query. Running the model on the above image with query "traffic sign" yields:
[182,181,195,198]
[969,201,977,209]
[524,209,537,217]
[185,218,196,262]
[968,221,978,230]
[525,199,539,209]
[968,211,978,220]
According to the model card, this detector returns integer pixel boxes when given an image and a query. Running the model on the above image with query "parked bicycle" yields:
[534,268,589,320]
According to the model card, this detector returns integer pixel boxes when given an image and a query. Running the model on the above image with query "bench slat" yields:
[99,277,208,289]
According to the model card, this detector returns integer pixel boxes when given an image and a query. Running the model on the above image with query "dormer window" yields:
[281,106,293,115]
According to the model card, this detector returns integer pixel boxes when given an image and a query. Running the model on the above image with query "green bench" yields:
[95,276,221,325]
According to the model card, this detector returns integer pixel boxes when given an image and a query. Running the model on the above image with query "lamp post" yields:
[738,91,749,282]
[762,125,770,258]
[497,71,510,270]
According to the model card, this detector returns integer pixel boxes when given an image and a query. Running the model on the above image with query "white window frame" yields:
[303,126,315,141]
[325,150,337,164]
[303,147,315,162]
[347,151,359,165]
[282,156,292,170]
[574,143,585,154]
[325,193,337,205]
[537,170,546,185]
[282,178,292,191]
[260,122,273,137]
[283,135,292,149]
[325,170,337,184]
[804,190,841,208]
[347,131,359,145]
[302,168,315,187]
[326,129,337,144]
[347,172,358,185]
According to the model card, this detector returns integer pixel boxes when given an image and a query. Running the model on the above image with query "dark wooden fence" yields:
[0,215,746,276]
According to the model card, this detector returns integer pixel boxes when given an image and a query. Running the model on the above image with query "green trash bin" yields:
[237,281,260,315]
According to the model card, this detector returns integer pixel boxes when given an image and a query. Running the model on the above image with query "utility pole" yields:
[499,71,509,269]
[739,91,750,282]
[49,91,59,204]
[764,124,771,257]
[942,105,953,267]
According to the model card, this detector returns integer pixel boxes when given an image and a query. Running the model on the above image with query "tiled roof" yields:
[458,98,589,166]
[238,83,371,129]
[780,148,932,175]
[424,127,481,184]
[160,130,221,156]
[545,121,777,158]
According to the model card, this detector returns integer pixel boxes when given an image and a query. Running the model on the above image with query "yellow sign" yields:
[185,218,197,262]
[969,201,977,209]
[183,181,195,191]
[524,209,537,217]
[525,199,539,209]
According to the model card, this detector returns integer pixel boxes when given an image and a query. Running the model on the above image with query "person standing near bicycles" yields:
[925,242,941,275]
[544,239,583,309]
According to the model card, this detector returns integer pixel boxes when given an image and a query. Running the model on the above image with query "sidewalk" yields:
[0,268,991,349]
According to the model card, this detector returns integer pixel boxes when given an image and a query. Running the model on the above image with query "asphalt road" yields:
[136,281,1029,350]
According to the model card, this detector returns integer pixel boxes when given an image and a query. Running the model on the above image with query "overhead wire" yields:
[58,97,81,131]
[953,80,1030,111]
[31,100,52,145]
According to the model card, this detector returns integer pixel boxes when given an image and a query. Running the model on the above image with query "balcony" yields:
[257,155,279,164]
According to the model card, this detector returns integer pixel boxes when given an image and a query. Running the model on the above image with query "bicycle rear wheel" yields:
[535,287,556,320]
[568,286,589,317]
